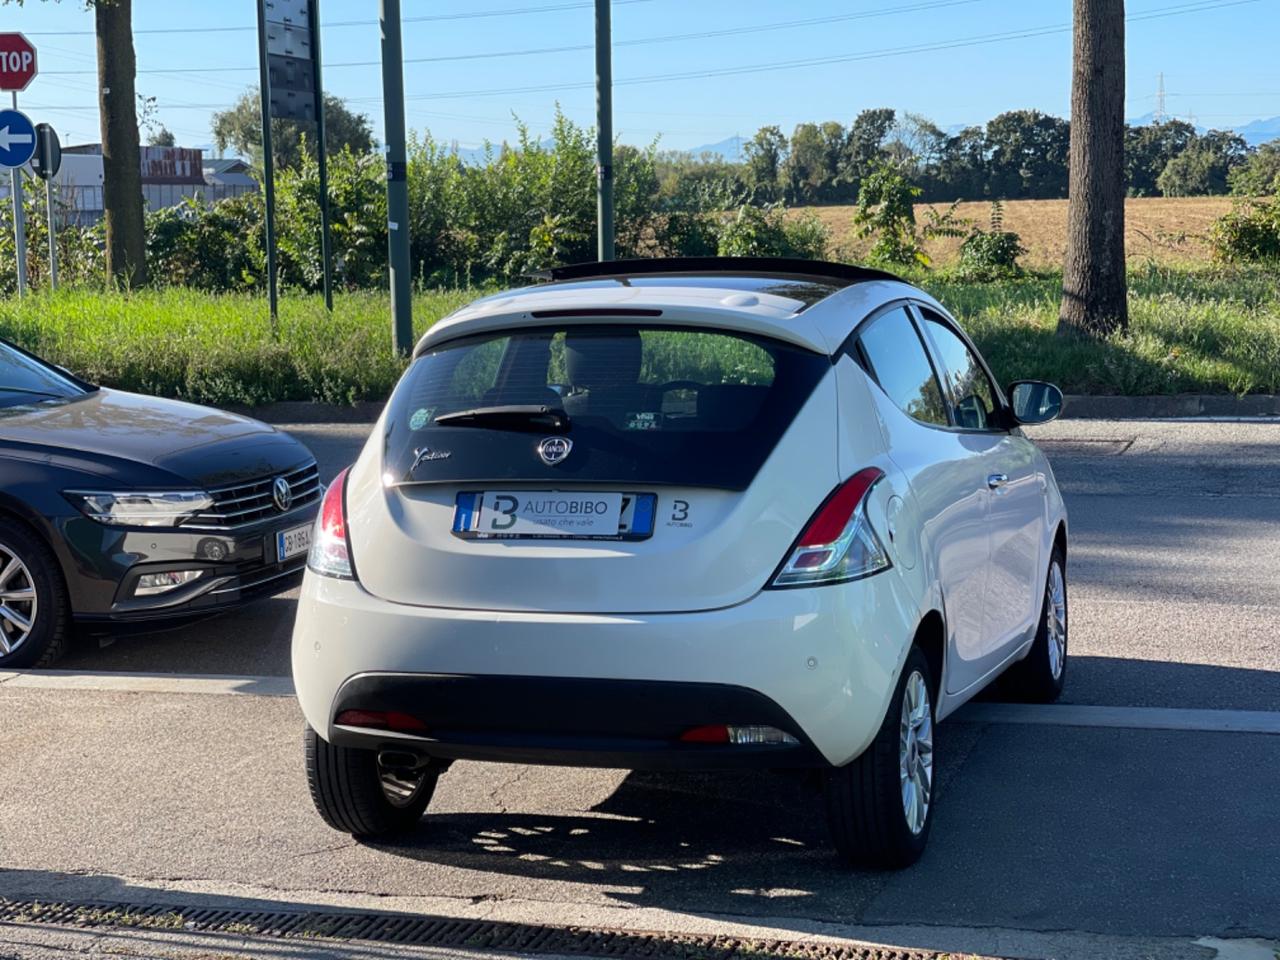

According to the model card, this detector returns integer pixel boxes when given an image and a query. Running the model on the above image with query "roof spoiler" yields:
[529,257,904,287]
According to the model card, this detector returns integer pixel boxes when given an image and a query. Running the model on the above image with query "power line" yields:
[23,0,656,37]
[25,0,1260,115]
[42,0,989,75]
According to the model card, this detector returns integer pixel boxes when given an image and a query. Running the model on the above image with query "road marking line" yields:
[2,671,1279,736]
[957,702,1280,735]
[0,670,294,697]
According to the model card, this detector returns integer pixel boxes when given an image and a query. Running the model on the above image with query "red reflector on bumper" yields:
[679,724,730,743]
[335,709,428,733]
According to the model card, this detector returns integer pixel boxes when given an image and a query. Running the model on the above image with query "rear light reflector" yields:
[308,467,355,580]
[679,725,799,746]
[770,467,891,588]
[335,709,428,733]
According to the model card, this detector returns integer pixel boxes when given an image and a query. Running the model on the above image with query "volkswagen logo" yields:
[537,436,573,466]
[272,476,293,512]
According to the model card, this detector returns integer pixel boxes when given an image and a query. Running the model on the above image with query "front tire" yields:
[1002,547,1068,703]
[304,725,439,838]
[0,522,70,669]
[824,646,935,869]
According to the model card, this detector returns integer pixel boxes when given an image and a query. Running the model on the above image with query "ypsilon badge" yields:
[537,436,573,466]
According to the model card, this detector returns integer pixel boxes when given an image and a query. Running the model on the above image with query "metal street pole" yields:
[594,0,614,261]
[309,0,333,311]
[10,92,27,297]
[44,174,55,290]
[255,0,279,328]
[380,0,412,355]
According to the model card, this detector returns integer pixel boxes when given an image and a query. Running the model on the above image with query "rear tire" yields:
[1002,547,1068,703]
[824,646,935,869]
[304,725,438,838]
[0,521,70,669]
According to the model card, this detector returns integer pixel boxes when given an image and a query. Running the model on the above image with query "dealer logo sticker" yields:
[537,436,573,466]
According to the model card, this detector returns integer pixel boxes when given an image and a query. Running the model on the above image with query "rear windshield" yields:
[383,324,829,490]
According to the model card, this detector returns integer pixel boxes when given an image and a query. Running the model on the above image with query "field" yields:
[2,257,1278,405]
[802,196,1235,269]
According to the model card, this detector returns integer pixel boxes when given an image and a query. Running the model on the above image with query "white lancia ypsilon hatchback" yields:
[292,257,1068,868]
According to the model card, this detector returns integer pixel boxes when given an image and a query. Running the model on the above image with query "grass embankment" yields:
[0,266,1277,406]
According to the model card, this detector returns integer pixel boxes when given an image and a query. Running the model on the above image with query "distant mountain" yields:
[1234,116,1280,147]
[682,136,746,162]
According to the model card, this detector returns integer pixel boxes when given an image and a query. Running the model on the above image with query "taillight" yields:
[769,467,891,588]
[308,467,355,580]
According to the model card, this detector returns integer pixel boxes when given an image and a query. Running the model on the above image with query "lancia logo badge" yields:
[272,476,293,512]
[537,436,573,466]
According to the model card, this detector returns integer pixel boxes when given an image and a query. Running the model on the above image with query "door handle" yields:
[987,473,1009,489]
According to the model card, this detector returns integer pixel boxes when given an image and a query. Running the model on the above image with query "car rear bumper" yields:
[291,569,921,768]
[328,673,823,770]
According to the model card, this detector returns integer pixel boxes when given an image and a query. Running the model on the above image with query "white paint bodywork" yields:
[291,273,1068,766]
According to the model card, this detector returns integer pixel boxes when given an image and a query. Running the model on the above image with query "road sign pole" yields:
[9,91,26,297]
[309,0,333,312]
[380,0,412,356]
[44,172,55,290]
[594,0,614,262]
[255,0,279,329]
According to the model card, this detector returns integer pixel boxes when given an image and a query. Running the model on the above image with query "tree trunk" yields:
[96,0,148,287]
[1058,0,1126,338]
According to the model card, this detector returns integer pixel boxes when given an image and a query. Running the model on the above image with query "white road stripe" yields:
[0,670,295,697]
[957,701,1280,735]
[2,670,1278,735]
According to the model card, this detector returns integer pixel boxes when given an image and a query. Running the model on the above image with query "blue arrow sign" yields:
[0,108,36,168]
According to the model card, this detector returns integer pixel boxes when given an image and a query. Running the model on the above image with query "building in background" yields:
[0,144,258,226]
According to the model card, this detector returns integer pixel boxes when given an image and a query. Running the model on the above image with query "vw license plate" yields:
[276,523,312,562]
[454,491,656,540]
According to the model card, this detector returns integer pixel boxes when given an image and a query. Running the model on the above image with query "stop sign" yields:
[0,34,37,92]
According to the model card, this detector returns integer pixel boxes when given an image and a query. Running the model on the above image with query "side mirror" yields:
[1008,380,1063,425]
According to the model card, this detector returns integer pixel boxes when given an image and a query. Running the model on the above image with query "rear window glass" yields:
[384,325,828,491]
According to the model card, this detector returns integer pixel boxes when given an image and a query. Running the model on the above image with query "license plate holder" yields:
[453,491,657,541]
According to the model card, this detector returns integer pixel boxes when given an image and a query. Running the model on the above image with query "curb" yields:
[232,395,1280,425]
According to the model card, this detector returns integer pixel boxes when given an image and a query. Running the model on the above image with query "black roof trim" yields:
[533,257,904,288]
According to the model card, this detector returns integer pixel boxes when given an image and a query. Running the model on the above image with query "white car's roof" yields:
[416,261,949,357]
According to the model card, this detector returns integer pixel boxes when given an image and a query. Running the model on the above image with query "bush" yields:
[0,184,105,294]
[1208,198,1280,263]
[146,194,264,292]
[955,202,1027,280]
[715,204,828,259]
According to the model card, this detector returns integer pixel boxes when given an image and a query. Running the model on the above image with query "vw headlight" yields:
[64,490,214,527]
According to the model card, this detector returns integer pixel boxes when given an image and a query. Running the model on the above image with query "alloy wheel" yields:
[1046,561,1067,680]
[0,543,38,657]
[898,669,933,836]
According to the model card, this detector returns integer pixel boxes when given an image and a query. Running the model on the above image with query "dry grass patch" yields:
[800,196,1233,269]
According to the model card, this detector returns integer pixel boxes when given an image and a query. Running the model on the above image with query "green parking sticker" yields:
[409,407,435,430]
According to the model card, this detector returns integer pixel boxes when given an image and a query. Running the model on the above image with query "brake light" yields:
[770,467,891,587]
[335,709,427,733]
[308,467,355,580]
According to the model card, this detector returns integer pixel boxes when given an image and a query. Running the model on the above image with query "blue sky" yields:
[10,0,1279,154]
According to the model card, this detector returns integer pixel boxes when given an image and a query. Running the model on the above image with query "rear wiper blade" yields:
[432,404,570,432]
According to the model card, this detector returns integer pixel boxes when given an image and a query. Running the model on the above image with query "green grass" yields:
[0,265,1277,406]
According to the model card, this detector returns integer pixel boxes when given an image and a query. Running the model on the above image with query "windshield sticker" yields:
[625,411,661,431]
[409,407,435,430]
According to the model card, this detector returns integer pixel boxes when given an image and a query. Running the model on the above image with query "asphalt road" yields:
[4,418,1279,958]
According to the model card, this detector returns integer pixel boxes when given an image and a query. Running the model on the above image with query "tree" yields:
[96,0,148,286]
[148,125,176,147]
[743,126,788,201]
[844,108,896,187]
[984,110,1070,198]
[1125,119,1196,196]
[1230,140,1280,195]
[1059,0,1127,339]
[212,88,375,169]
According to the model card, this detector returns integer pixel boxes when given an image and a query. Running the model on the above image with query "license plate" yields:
[453,491,657,540]
[276,523,312,562]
